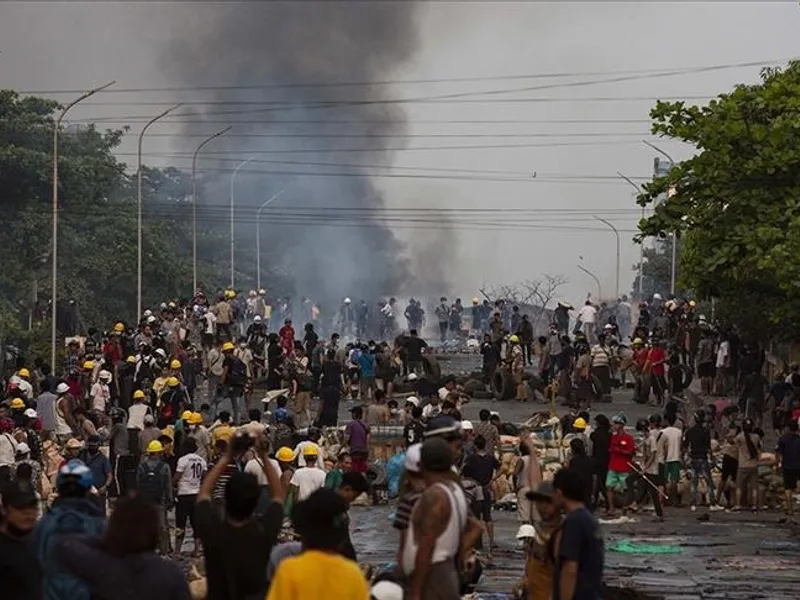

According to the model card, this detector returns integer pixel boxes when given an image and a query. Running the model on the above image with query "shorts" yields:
[176,494,197,531]
[697,362,715,378]
[736,466,758,491]
[474,487,493,521]
[664,461,681,483]
[721,455,738,482]
[783,468,800,491]
[605,470,629,491]
[646,468,664,487]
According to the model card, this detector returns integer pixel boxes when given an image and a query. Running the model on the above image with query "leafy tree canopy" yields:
[637,61,800,341]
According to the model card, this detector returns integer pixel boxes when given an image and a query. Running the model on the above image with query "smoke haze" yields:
[161,1,427,304]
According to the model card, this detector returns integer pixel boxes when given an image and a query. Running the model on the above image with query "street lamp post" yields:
[643,141,678,296]
[593,216,620,299]
[191,127,231,293]
[256,189,285,290]
[577,263,602,300]
[617,172,645,297]
[51,81,115,368]
[229,157,256,289]
[137,103,182,320]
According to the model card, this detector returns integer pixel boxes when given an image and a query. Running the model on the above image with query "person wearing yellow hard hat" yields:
[156,376,183,427]
[136,437,173,554]
[289,444,326,503]
[14,368,34,400]
[186,412,211,461]
[219,340,248,425]
[9,397,27,428]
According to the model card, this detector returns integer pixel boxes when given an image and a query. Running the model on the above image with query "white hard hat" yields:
[143,309,153,317]
[258,288,266,295]
[461,420,474,431]
[603,323,613,330]
[160,302,167,309]
[371,581,405,600]
[404,443,422,473]
[16,442,30,455]
[407,373,418,381]
[344,297,351,304]
[98,370,112,381]
[56,382,70,394]
[516,524,536,539]
[154,348,167,358]
[405,396,420,407]
[24,408,37,419]
[146,315,157,324]
[253,315,262,322]
[490,411,500,418]
[653,293,662,300]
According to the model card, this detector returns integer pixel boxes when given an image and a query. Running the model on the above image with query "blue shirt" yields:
[81,451,112,490]
[357,353,375,378]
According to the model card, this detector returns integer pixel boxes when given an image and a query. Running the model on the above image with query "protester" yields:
[56,495,191,600]
[289,446,326,503]
[335,471,370,560]
[195,429,285,600]
[524,481,562,600]
[267,488,370,600]
[0,479,42,600]
[462,434,500,550]
[136,440,173,554]
[777,419,800,518]
[173,436,206,555]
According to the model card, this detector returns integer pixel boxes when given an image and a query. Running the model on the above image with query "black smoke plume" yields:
[162,1,421,306]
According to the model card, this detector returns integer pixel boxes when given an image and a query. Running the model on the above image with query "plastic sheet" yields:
[610,540,682,554]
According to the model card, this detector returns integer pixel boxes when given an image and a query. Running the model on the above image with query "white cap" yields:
[603,323,613,329]
[405,396,420,407]
[253,315,262,322]
[56,382,70,394]
[16,442,30,455]
[344,297,351,304]
[143,309,153,317]
[516,524,536,539]
[98,370,112,381]
[461,420,474,431]
[653,293,662,300]
[24,408,37,419]
[146,315,157,324]
[407,373,418,381]
[404,443,422,473]
[154,348,167,358]
[371,581,404,600]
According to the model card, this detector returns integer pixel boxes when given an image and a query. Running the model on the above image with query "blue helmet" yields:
[56,459,94,490]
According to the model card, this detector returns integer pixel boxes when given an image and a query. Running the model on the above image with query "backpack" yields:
[137,460,167,504]
[227,356,248,387]
[35,502,105,600]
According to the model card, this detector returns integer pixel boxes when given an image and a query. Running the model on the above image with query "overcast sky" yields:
[1,1,798,305]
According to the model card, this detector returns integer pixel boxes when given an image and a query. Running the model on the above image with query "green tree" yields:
[637,61,800,341]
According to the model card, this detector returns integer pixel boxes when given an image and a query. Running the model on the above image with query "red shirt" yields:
[608,431,636,473]
[647,347,666,376]
[633,348,649,369]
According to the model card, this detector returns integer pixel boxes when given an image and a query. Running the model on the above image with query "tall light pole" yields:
[230,157,256,289]
[256,189,286,290]
[617,172,645,297]
[577,259,602,300]
[643,140,678,295]
[137,103,182,320]
[593,216,620,299]
[191,126,231,293]
[51,81,115,368]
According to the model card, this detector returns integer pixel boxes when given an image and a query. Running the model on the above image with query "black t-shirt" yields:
[462,452,500,487]
[403,420,425,447]
[0,531,41,600]
[194,499,283,600]
[320,361,342,388]
[590,429,610,468]
[778,432,800,471]
[568,455,595,501]
[683,424,711,459]
[553,506,604,600]
[404,337,428,362]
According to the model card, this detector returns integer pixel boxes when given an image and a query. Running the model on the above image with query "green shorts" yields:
[664,461,681,483]
[605,470,629,491]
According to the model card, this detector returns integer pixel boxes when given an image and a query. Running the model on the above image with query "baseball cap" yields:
[15,442,30,455]
[516,524,536,539]
[23,408,37,419]
[423,415,461,439]
[404,443,422,473]
[404,396,420,407]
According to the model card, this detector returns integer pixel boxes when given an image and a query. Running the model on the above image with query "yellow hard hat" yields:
[146,440,164,453]
[113,322,125,333]
[126,355,136,364]
[472,297,480,304]
[509,335,520,343]
[18,368,30,379]
[170,359,182,370]
[188,412,203,425]
[181,410,193,421]
[83,361,95,371]
[225,289,236,299]
[633,338,644,346]
[160,427,174,440]
[276,447,295,462]
[167,376,180,388]
[573,417,588,430]
[302,445,319,457]
[221,342,235,352]
[10,398,25,409]
[133,389,146,400]
[689,300,697,307]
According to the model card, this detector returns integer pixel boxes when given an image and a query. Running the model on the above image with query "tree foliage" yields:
[637,61,800,340]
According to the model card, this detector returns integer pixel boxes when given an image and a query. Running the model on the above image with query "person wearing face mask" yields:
[0,479,42,600]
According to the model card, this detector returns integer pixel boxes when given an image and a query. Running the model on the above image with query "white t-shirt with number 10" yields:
[175,452,207,496]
